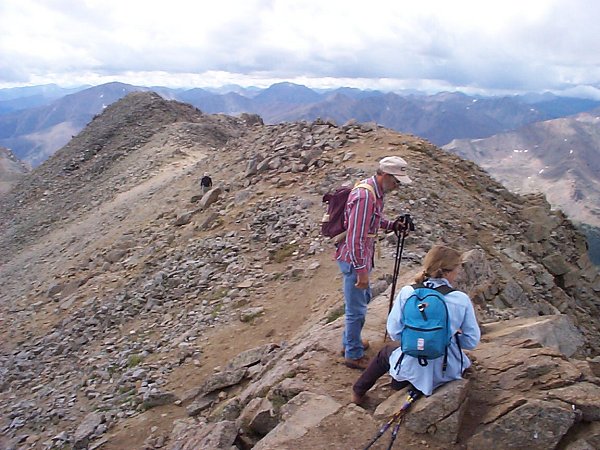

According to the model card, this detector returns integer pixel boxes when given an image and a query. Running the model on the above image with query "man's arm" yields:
[345,188,375,287]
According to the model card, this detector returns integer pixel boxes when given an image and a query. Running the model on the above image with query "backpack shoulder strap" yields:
[350,182,378,238]
[434,285,456,295]
[410,283,455,295]
[353,182,376,198]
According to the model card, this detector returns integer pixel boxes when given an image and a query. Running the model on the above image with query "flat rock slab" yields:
[186,393,217,417]
[547,382,600,421]
[201,367,247,395]
[226,343,279,370]
[167,419,237,450]
[253,391,342,449]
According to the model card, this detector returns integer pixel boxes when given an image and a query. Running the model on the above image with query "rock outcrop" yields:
[0,146,29,194]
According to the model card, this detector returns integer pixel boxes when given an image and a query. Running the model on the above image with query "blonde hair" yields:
[414,245,462,284]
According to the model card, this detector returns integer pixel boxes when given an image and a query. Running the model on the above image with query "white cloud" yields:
[1,0,599,96]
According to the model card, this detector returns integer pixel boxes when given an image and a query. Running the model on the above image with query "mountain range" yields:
[444,109,600,262]
[2,82,600,169]
[1,82,600,263]
[0,84,86,114]
[1,92,599,449]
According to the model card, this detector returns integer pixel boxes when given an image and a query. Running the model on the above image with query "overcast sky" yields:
[1,0,600,97]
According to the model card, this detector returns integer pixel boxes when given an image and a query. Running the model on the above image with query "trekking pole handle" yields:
[394,213,415,236]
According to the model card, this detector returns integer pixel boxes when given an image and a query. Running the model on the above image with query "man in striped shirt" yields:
[336,156,412,370]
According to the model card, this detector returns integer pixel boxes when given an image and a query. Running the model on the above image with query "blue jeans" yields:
[338,260,372,359]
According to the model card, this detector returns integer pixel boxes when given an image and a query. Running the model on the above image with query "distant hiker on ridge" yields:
[351,245,481,404]
[337,156,413,370]
[200,172,212,195]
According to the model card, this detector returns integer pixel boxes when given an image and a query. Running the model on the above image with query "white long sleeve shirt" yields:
[387,278,481,396]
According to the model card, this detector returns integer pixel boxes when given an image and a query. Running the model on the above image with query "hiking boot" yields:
[344,355,370,370]
[340,339,370,357]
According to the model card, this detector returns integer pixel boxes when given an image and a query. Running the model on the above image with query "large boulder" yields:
[522,205,560,242]
[404,379,470,443]
[237,397,279,436]
[73,412,104,449]
[252,392,342,449]
[467,399,576,450]
[480,315,585,357]
[199,187,222,209]
[374,380,470,444]
[471,341,582,392]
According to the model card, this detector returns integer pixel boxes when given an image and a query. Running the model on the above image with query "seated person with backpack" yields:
[352,245,481,404]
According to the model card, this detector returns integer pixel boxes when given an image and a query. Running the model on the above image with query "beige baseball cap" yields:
[379,156,412,184]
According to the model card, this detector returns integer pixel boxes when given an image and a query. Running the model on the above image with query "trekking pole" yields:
[362,388,421,450]
[362,411,403,450]
[384,214,414,342]
[384,229,407,342]
[386,417,403,450]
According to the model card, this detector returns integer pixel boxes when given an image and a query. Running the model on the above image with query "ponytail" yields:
[414,245,461,283]
[414,270,428,284]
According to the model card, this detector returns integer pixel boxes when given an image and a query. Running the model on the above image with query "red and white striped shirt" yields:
[335,176,395,274]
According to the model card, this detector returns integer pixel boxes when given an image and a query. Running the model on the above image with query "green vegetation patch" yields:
[127,354,144,368]
[206,287,228,302]
[325,304,345,324]
[269,242,299,263]
[211,303,223,318]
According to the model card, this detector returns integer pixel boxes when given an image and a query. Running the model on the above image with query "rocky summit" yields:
[0,92,599,450]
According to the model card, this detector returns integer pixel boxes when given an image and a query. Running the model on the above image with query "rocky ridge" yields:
[0,92,599,450]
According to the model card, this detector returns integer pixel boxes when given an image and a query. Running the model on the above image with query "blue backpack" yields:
[397,283,460,371]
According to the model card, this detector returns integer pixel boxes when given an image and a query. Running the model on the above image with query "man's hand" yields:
[355,272,369,289]
[393,217,409,235]
[393,214,414,235]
